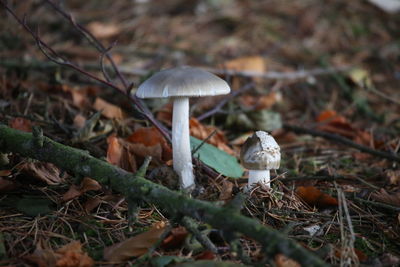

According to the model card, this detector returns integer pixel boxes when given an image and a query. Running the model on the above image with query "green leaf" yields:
[190,137,243,178]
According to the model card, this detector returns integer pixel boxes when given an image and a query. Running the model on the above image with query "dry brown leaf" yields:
[189,118,234,155]
[104,221,166,262]
[87,21,120,39]
[56,241,94,267]
[62,177,101,202]
[25,241,93,267]
[161,226,188,250]
[220,56,266,87]
[316,110,374,147]
[219,180,234,201]
[9,117,32,132]
[83,197,102,213]
[127,127,172,161]
[93,97,125,119]
[371,189,400,207]
[107,134,123,166]
[275,254,301,267]
[296,186,338,208]
[21,162,64,185]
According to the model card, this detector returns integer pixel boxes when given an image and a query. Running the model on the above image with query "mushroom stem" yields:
[246,170,270,190]
[172,97,195,189]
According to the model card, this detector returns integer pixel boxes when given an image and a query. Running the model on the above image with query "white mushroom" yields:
[135,66,231,189]
[240,131,281,191]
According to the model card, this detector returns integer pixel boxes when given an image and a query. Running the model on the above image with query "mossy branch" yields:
[0,124,327,266]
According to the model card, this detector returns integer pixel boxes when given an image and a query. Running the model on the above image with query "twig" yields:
[191,130,217,155]
[197,83,254,121]
[284,124,400,163]
[280,175,352,182]
[353,197,400,212]
[181,217,218,254]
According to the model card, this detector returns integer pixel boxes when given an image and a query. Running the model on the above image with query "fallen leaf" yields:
[190,137,243,178]
[104,221,166,262]
[9,117,32,132]
[219,180,234,201]
[107,134,123,166]
[275,254,301,267]
[371,189,400,207]
[87,21,121,39]
[190,118,234,155]
[296,186,338,208]
[62,177,102,202]
[93,97,125,119]
[127,127,172,161]
[20,162,64,185]
[316,110,373,146]
[83,197,102,213]
[161,227,188,250]
[56,241,94,267]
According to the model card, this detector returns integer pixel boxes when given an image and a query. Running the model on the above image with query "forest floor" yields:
[0,0,399,266]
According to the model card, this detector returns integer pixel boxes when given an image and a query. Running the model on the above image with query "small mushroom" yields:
[136,66,230,189]
[240,131,281,191]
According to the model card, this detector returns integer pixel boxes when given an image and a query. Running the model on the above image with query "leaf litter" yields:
[0,0,399,266]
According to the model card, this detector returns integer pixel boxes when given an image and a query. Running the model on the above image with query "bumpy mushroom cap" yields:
[240,131,281,170]
[136,66,230,98]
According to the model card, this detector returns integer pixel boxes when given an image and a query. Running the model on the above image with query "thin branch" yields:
[284,124,400,163]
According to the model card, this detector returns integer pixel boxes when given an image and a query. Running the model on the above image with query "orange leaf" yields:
[221,56,266,73]
[93,98,125,119]
[104,221,166,262]
[275,254,301,267]
[189,118,234,155]
[62,177,101,202]
[9,117,32,132]
[25,240,94,267]
[56,241,94,267]
[161,226,188,249]
[296,186,338,208]
[127,127,172,161]
[107,135,123,166]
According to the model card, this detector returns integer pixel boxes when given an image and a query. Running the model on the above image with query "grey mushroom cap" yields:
[136,66,231,98]
[240,131,281,170]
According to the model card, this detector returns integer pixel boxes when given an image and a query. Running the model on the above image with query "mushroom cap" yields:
[136,66,231,98]
[240,131,281,170]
